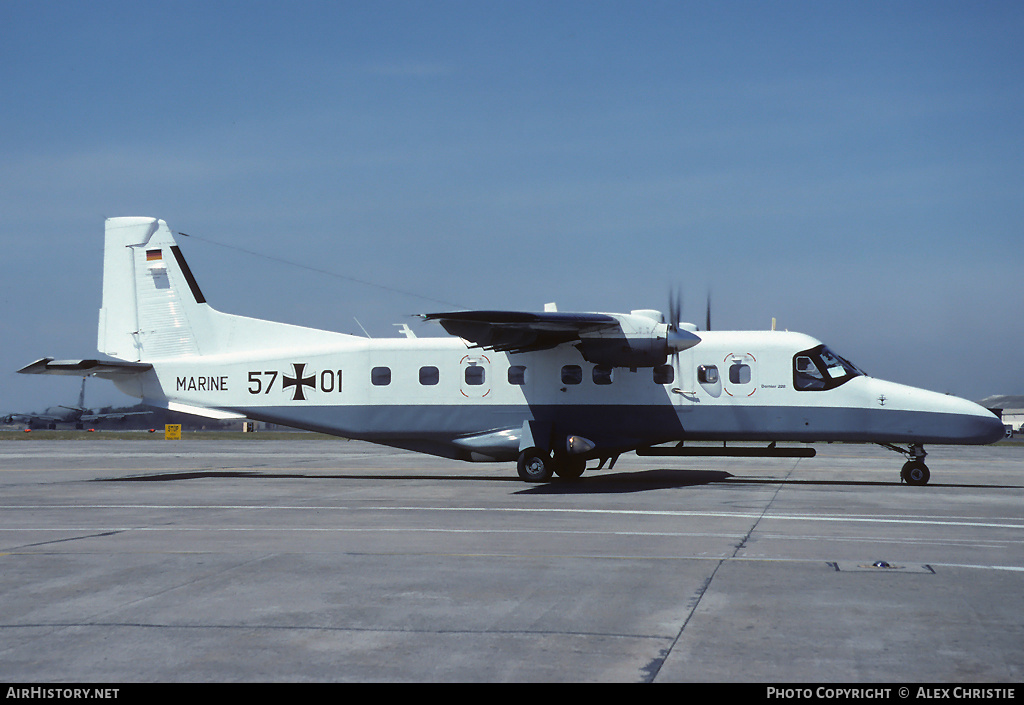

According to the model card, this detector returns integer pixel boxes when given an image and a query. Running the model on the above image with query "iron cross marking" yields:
[283,363,316,401]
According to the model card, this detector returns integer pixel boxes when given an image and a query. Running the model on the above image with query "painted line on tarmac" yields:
[2,504,1023,530]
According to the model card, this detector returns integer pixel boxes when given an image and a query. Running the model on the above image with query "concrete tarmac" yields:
[0,437,1021,683]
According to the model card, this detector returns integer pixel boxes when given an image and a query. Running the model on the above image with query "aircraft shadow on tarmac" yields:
[97,468,729,490]
[519,469,734,494]
[96,469,1021,494]
[519,471,1024,494]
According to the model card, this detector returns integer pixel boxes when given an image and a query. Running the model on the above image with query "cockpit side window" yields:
[793,345,864,391]
[795,355,825,389]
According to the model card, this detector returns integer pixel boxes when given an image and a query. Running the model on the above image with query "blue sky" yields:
[2,0,1022,414]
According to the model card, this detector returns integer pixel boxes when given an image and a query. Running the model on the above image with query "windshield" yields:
[793,345,864,391]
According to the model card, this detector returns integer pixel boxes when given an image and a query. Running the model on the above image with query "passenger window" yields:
[592,365,613,385]
[654,364,674,385]
[729,363,751,385]
[508,365,527,385]
[419,366,439,385]
[698,365,719,384]
[561,365,583,385]
[371,367,391,386]
[465,365,486,386]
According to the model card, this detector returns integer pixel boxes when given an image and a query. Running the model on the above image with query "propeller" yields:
[665,288,700,386]
[666,287,711,332]
[664,289,712,331]
[667,287,682,333]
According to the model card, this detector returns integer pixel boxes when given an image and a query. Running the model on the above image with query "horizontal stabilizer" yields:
[17,357,153,377]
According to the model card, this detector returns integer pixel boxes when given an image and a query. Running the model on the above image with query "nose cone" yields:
[924,391,1006,444]
[962,402,1008,444]
[929,405,1002,445]
[875,379,1006,444]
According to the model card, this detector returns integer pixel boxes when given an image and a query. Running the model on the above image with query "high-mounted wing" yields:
[422,309,700,367]
[420,311,620,353]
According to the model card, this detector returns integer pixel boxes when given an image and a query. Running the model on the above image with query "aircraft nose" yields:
[943,395,1005,444]
[866,379,1006,445]
[972,407,1008,444]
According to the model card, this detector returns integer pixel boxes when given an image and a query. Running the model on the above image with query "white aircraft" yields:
[19,217,1004,484]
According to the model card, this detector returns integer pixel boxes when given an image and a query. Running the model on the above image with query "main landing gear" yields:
[517,448,587,482]
[879,442,930,486]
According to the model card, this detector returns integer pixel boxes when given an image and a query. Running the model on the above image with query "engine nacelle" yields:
[574,312,700,368]
[574,337,670,368]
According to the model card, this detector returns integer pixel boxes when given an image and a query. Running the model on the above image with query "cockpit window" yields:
[794,345,864,391]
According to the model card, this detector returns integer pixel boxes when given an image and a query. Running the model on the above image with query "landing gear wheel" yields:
[517,448,553,482]
[901,460,930,486]
[553,456,586,480]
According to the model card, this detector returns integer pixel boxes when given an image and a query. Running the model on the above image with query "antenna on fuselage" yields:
[353,318,371,338]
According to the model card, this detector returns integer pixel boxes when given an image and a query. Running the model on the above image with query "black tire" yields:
[517,448,553,482]
[553,456,586,480]
[901,460,930,486]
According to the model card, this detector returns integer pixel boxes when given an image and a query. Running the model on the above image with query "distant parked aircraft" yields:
[3,376,148,429]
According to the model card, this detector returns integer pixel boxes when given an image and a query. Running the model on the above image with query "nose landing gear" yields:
[900,459,930,486]
[879,443,930,485]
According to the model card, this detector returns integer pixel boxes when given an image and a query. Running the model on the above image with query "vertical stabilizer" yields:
[97,217,358,362]
[98,217,204,361]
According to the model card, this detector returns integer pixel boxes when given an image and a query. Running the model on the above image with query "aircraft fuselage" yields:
[124,329,1002,463]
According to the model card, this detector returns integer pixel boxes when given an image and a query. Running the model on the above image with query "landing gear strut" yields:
[879,443,930,485]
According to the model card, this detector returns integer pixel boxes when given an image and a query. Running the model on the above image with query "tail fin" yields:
[98,217,353,361]
[98,217,207,360]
